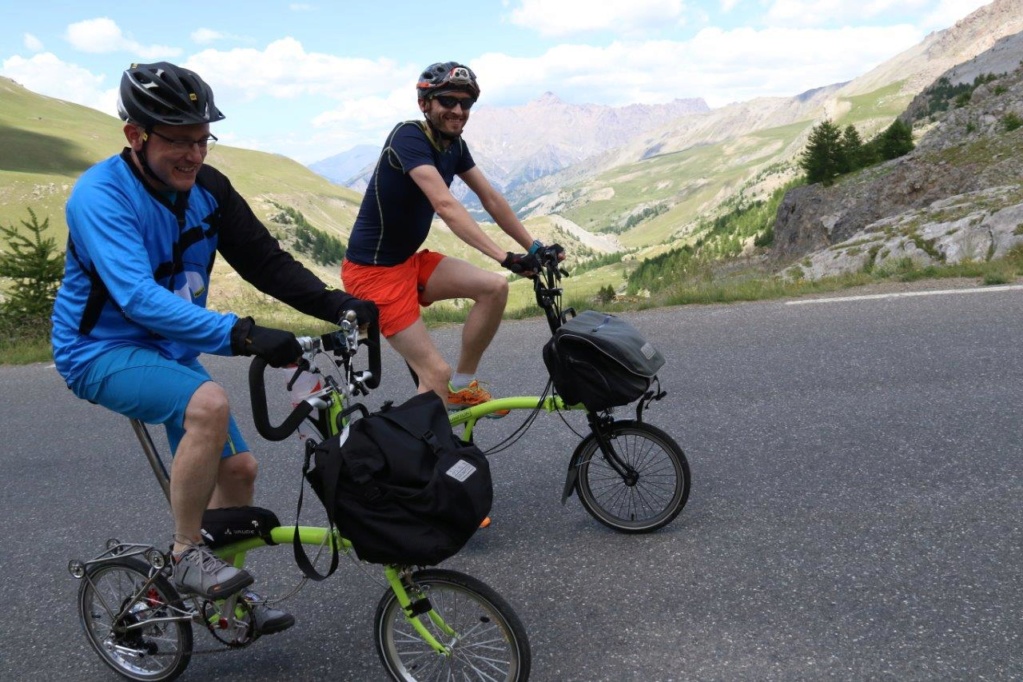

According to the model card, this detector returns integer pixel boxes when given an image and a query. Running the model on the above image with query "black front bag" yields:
[543,310,665,411]
[294,392,492,576]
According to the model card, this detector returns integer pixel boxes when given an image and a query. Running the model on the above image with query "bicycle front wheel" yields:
[374,569,531,681]
[575,420,690,533]
[78,557,192,682]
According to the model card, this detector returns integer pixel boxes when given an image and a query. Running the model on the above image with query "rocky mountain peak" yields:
[532,91,564,106]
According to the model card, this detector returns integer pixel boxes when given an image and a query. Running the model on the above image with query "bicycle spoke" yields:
[78,558,192,681]
[576,422,690,532]
[375,569,529,681]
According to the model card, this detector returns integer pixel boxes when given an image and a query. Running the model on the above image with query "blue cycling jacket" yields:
[52,149,355,386]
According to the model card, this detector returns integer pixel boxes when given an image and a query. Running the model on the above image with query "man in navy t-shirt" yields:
[343,61,563,414]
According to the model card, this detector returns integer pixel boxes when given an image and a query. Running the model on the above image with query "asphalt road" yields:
[2,284,1022,681]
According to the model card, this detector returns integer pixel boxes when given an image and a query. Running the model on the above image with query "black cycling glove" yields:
[230,317,302,368]
[545,243,566,262]
[344,298,379,329]
[501,251,542,276]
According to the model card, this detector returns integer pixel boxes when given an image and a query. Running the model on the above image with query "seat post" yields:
[129,418,171,504]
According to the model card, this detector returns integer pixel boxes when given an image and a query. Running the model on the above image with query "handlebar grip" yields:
[248,357,316,441]
[362,320,382,389]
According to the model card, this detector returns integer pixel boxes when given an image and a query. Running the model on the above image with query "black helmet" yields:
[416,62,480,100]
[117,61,225,128]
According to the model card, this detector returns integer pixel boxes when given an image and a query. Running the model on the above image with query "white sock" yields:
[450,373,474,389]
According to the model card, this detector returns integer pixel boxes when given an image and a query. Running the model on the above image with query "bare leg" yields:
[421,257,508,377]
[388,318,452,398]
[170,381,230,554]
[208,453,257,508]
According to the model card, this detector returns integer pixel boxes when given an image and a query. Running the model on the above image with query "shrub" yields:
[0,208,65,330]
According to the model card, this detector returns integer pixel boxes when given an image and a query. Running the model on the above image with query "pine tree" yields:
[0,208,65,325]
[799,120,845,186]
[839,125,865,173]
[877,119,915,160]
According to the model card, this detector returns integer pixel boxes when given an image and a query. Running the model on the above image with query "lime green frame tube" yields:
[213,527,452,654]
[447,395,577,440]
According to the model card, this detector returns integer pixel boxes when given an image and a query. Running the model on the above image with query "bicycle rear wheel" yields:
[374,568,531,681]
[575,420,690,533]
[78,557,192,682]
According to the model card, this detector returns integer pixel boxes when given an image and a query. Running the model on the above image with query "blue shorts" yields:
[71,345,249,459]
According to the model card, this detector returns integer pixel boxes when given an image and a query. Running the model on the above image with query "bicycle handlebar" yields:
[248,314,381,441]
[533,246,571,333]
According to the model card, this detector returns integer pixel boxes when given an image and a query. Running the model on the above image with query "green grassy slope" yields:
[0,77,363,241]
[1,75,917,328]
[0,76,365,322]
[551,83,911,257]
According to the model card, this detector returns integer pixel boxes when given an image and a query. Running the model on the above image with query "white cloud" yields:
[23,33,44,52]
[473,22,923,107]
[64,18,181,59]
[508,0,686,37]
[311,89,419,143]
[765,0,932,27]
[765,0,992,31]
[191,28,250,46]
[192,28,224,45]
[1,53,118,115]
[181,39,421,160]
[184,38,415,101]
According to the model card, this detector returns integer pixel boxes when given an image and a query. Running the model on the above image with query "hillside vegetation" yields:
[0,76,364,322]
[4,1,1023,365]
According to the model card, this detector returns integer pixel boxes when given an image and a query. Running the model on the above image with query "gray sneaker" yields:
[242,591,296,635]
[172,543,253,599]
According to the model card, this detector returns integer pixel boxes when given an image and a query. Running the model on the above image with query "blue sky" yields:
[0,0,993,164]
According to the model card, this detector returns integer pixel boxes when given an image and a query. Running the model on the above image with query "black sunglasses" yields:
[433,94,476,111]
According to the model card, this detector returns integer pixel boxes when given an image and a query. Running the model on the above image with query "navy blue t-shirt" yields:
[346,121,475,266]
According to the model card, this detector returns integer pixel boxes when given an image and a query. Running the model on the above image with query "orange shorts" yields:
[341,250,445,338]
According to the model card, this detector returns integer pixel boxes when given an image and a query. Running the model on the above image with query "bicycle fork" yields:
[560,414,638,504]
[384,566,455,656]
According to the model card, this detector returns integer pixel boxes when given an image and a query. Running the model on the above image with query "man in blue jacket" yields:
[52,61,376,634]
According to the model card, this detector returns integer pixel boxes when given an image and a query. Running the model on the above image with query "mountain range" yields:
[310,0,1023,238]
[2,0,1023,317]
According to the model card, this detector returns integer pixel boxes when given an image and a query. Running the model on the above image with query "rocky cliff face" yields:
[771,33,1023,281]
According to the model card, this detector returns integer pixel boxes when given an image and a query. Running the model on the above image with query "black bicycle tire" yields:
[77,557,193,682]
[373,568,531,681]
[575,420,690,533]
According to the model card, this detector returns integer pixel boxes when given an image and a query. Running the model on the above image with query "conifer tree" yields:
[799,120,845,186]
[877,119,915,160]
[0,208,65,325]
[839,125,865,173]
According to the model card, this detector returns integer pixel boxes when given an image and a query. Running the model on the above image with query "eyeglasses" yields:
[146,130,218,152]
[433,95,476,111]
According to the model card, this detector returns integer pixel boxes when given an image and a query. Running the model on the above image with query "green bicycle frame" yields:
[211,526,452,655]
[447,395,577,440]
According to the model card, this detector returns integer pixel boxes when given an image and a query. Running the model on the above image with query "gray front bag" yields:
[542,310,665,410]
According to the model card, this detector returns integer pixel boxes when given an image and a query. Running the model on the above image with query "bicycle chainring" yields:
[200,597,258,647]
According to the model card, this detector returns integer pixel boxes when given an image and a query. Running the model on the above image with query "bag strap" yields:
[292,440,340,581]
[375,406,446,455]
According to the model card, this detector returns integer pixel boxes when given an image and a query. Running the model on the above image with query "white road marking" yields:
[786,284,1023,305]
